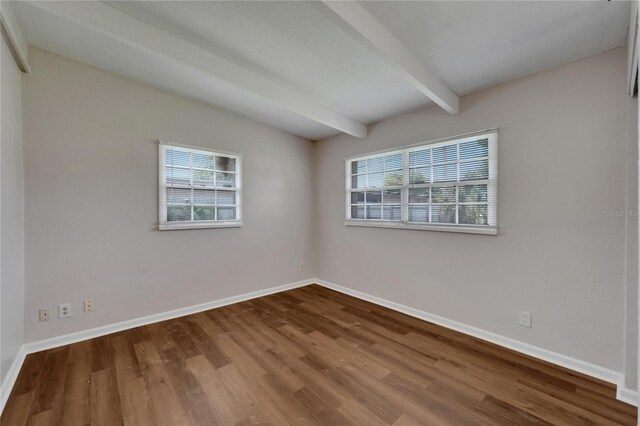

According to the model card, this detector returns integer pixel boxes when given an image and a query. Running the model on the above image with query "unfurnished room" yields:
[1,0,639,425]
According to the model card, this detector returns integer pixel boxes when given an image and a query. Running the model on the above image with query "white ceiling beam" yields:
[21,0,367,139]
[1,1,30,73]
[627,0,638,97]
[317,1,459,114]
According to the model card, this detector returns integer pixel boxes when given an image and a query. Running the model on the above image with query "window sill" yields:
[159,221,243,231]
[344,220,497,235]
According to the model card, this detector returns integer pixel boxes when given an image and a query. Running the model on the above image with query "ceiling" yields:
[12,1,630,140]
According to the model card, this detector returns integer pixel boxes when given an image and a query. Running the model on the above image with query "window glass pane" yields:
[345,132,495,229]
[167,206,191,222]
[192,152,215,169]
[433,164,457,182]
[162,145,241,226]
[432,186,456,203]
[351,160,366,174]
[351,205,365,219]
[351,191,365,204]
[216,156,236,172]
[409,188,429,204]
[383,205,401,221]
[193,169,215,186]
[409,167,430,184]
[459,205,488,225]
[383,171,403,186]
[433,144,457,163]
[165,149,190,167]
[352,174,366,189]
[460,159,488,181]
[460,139,488,160]
[384,153,402,170]
[193,189,215,205]
[194,206,215,221]
[367,157,383,173]
[217,190,236,205]
[431,205,456,223]
[365,191,382,204]
[166,166,191,185]
[216,172,235,188]
[409,206,429,222]
[458,184,488,203]
[217,207,236,220]
[366,205,381,219]
[367,172,384,188]
[167,188,191,205]
[409,149,430,167]
[383,189,401,204]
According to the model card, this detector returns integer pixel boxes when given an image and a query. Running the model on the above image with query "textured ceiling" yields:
[102,1,426,124]
[362,1,630,95]
[12,1,631,140]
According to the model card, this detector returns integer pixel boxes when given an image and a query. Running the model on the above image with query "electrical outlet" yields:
[84,299,95,312]
[59,303,71,319]
[39,308,51,322]
[519,311,532,328]
[299,263,305,271]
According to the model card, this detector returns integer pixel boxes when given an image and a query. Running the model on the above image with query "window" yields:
[346,130,497,235]
[159,141,242,230]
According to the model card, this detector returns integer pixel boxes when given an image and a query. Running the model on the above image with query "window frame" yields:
[158,140,243,231]
[345,129,498,235]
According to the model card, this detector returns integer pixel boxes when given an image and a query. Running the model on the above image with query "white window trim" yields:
[344,129,498,235]
[158,140,243,231]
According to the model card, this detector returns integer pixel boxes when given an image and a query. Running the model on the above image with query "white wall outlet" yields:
[84,298,95,312]
[299,262,305,271]
[519,311,532,328]
[59,303,71,319]
[39,308,51,322]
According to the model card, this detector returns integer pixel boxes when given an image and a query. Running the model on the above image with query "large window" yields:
[346,130,497,235]
[159,142,242,230]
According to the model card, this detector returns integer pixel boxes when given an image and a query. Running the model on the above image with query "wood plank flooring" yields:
[2,284,636,425]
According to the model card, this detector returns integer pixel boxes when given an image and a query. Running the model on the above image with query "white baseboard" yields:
[2,277,637,414]
[314,278,636,407]
[0,277,314,415]
[0,346,27,414]
[617,386,639,406]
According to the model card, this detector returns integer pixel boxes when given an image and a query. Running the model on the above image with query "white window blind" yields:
[346,130,498,235]
[159,141,242,230]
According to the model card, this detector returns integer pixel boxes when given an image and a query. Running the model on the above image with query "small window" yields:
[346,130,498,235]
[159,141,242,230]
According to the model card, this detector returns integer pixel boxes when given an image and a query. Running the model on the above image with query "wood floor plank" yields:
[3,284,635,426]
[0,392,33,426]
[158,347,219,425]
[112,334,153,426]
[187,356,262,425]
[28,347,69,423]
[60,341,92,426]
[133,340,190,426]
[90,368,123,426]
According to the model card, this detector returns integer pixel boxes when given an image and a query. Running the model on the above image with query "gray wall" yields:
[1,37,25,383]
[21,48,315,343]
[315,47,629,372]
[625,95,638,390]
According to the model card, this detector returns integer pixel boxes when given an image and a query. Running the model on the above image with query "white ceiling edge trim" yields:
[317,1,458,114]
[1,1,29,73]
[627,0,638,97]
[21,0,367,139]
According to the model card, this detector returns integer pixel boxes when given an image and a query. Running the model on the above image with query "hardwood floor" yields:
[2,284,636,425]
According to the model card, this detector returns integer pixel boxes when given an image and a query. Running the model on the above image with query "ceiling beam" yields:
[317,1,459,114]
[1,1,30,73]
[22,0,367,139]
